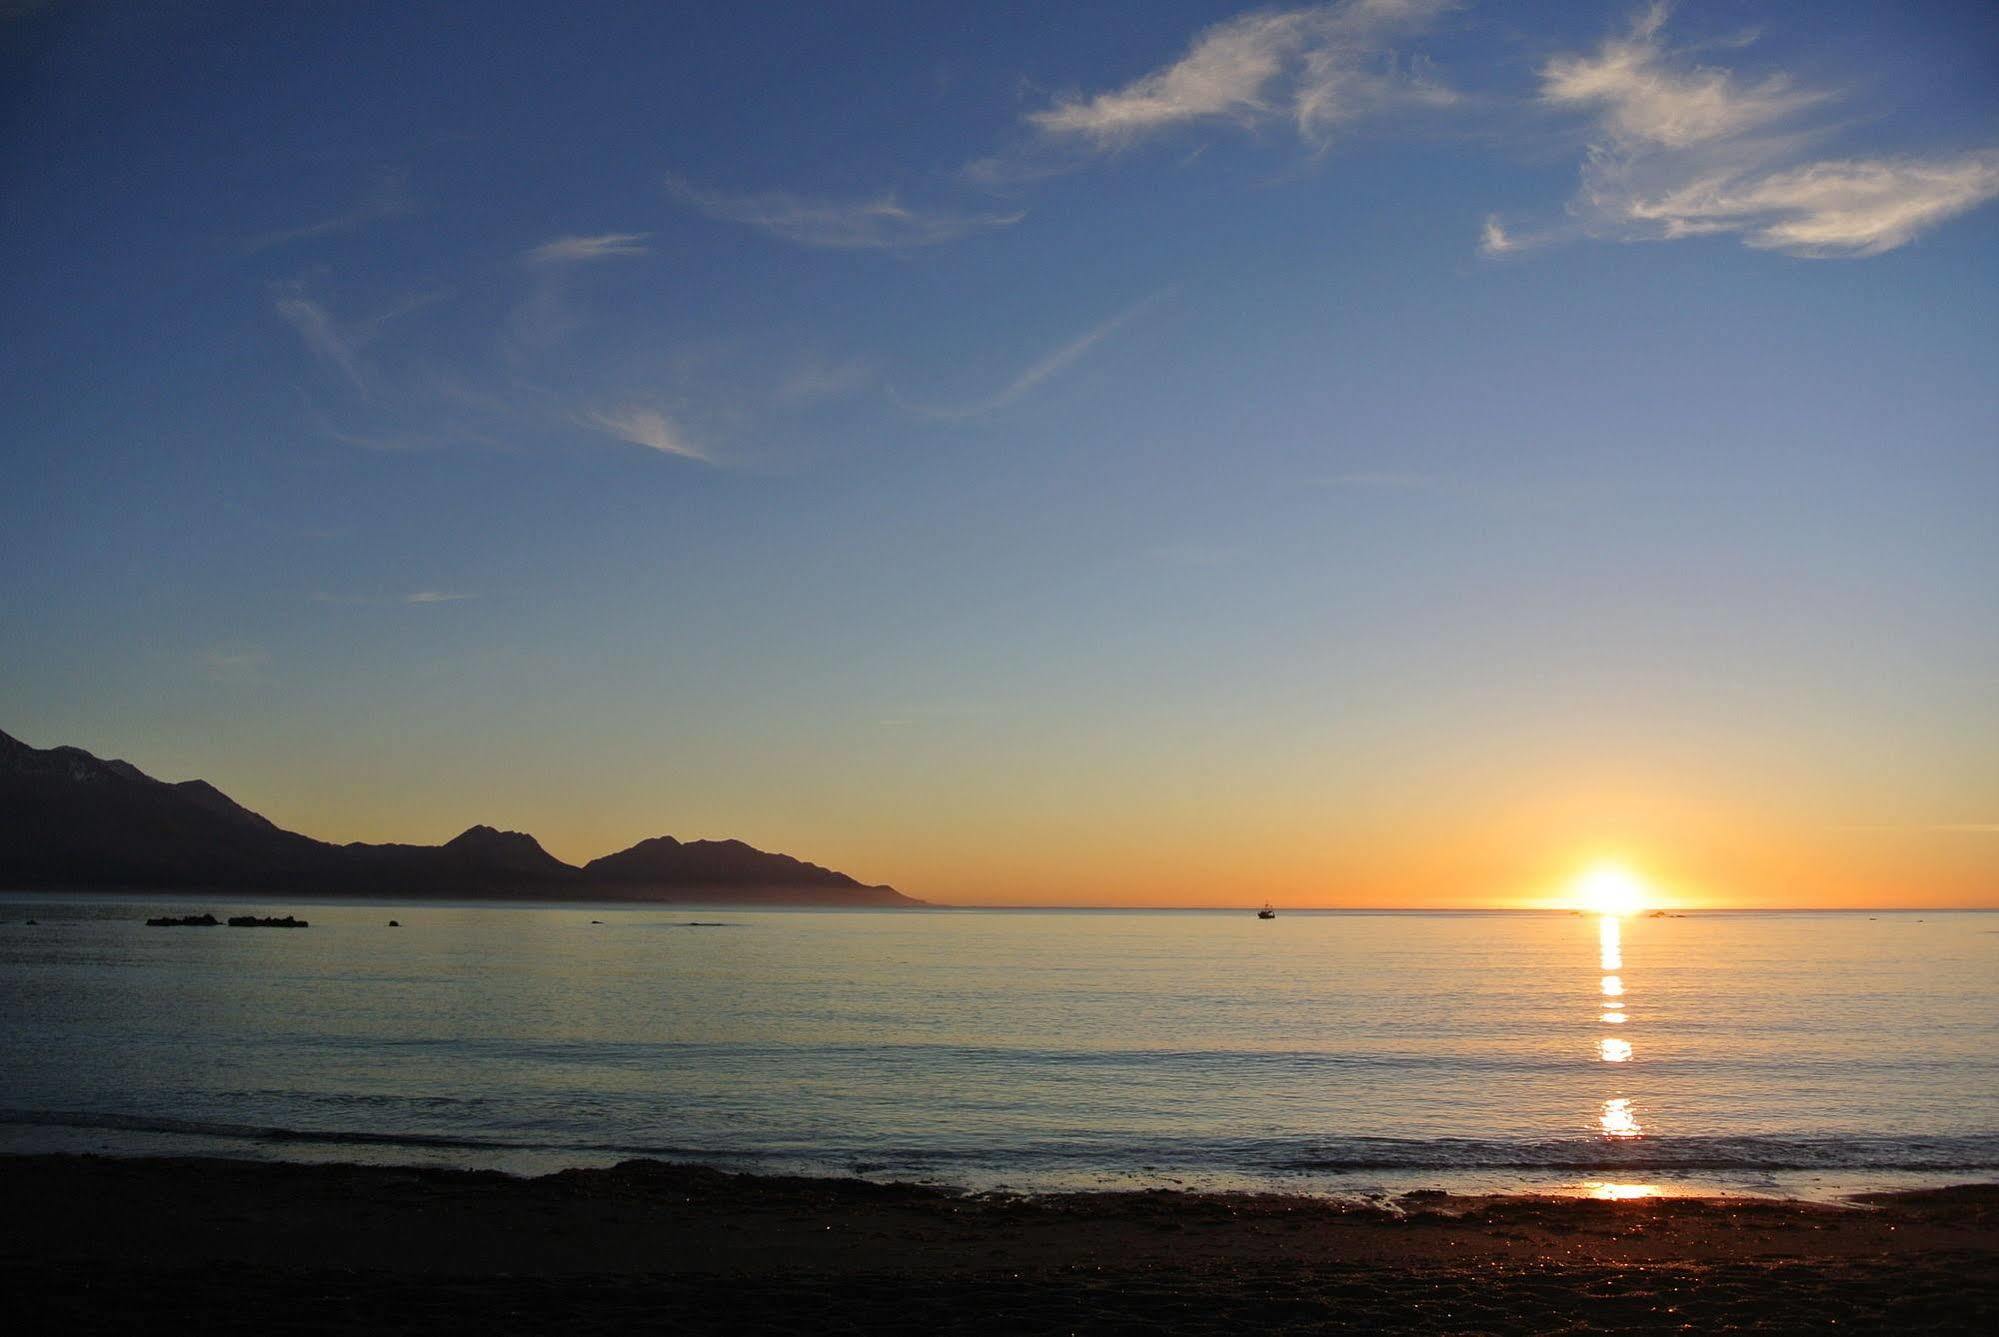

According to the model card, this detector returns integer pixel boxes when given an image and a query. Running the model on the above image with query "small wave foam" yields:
[7,1109,1997,1176]
[1267,1134,1999,1173]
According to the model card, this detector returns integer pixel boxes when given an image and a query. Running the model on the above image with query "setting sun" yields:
[1573,864,1651,917]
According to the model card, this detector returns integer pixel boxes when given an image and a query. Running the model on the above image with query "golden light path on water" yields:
[1587,1182,1663,1201]
[1600,1094,1642,1138]
[1595,912,1644,1141]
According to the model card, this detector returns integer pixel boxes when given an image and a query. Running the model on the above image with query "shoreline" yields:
[7,1153,1995,1332]
[8,1116,1993,1205]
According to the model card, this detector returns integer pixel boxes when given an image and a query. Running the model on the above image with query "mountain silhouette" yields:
[583,835,870,893]
[0,728,919,905]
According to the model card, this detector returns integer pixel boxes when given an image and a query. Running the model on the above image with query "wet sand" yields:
[4,1155,1995,1332]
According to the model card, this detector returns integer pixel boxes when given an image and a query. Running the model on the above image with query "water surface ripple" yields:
[3,902,1993,1198]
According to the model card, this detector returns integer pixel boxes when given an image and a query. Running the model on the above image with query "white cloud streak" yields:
[273,289,369,394]
[1538,4,1822,151]
[523,232,651,264]
[903,294,1160,421]
[312,591,476,606]
[1494,4,1999,259]
[247,168,413,252]
[667,175,1022,250]
[1026,0,1454,151]
[1615,152,1999,257]
[583,405,711,462]
[1478,214,1519,255]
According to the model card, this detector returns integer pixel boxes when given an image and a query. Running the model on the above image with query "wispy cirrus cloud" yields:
[522,232,651,264]
[272,286,370,395]
[1488,4,1999,259]
[666,174,1023,250]
[312,590,476,606]
[899,293,1162,421]
[247,168,414,252]
[582,405,711,463]
[510,234,649,352]
[1478,215,1524,256]
[274,284,445,404]
[1608,152,1999,258]
[1538,3,1821,152]
[1023,0,1456,152]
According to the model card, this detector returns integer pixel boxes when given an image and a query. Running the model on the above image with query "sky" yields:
[3,0,1996,908]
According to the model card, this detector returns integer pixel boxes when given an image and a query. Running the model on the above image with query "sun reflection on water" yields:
[1586,1181,1661,1200]
[1599,1096,1642,1137]
[1591,914,1642,1142]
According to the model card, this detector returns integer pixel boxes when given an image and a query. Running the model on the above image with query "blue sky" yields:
[4,1,1996,905]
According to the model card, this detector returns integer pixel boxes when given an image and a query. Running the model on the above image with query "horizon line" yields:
[916,903,1995,913]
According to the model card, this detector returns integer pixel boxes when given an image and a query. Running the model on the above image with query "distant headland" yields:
[0,728,920,906]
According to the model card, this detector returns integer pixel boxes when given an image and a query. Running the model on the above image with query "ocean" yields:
[3,900,1995,1200]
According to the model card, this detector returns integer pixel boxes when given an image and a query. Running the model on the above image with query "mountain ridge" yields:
[0,729,920,905]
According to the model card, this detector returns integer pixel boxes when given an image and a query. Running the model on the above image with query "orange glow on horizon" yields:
[201,762,1999,910]
[1571,863,1651,916]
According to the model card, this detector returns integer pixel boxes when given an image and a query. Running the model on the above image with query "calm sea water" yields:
[3,900,1995,1199]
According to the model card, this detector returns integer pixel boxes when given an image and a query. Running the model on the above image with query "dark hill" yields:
[581,835,909,904]
[0,729,920,905]
[0,729,339,888]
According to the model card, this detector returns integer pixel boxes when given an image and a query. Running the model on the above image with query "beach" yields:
[6,1155,1995,1333]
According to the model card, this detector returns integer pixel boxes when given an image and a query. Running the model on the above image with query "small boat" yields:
[1257,903,1276,920]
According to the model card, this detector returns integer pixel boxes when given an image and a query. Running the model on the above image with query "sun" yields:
[1572,862,1650,917]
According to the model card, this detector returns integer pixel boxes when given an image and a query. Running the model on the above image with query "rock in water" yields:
[225,915,308,928]
[145,913,219,927]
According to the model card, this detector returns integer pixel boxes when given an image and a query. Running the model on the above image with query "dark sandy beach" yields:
[4,1156,1995,1333]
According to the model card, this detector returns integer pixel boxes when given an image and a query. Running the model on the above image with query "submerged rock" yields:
[225,914,308,928]
[146,913,219,927]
